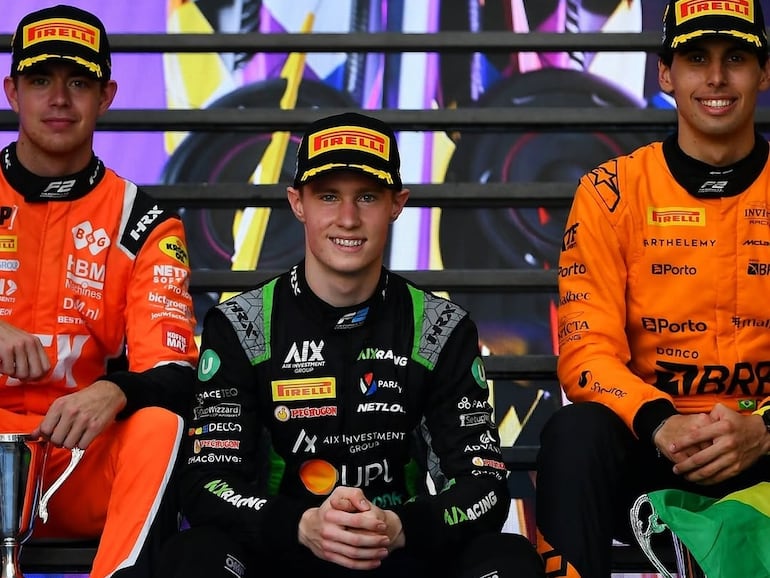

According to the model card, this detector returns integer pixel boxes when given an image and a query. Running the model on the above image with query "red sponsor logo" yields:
[163,324,191,354]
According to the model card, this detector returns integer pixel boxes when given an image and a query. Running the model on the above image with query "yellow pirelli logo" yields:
[308,126,390,160]
[23,18,100,51]
[272,377,336,401]
[675,0,752,24]
[647,206,706,226]
[0,236,17,252]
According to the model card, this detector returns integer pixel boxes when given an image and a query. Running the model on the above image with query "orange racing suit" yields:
[557,137,770,433]
[0,143,198,578]
[537,135,770,578]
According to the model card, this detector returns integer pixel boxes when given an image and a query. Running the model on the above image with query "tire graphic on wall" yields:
[442,68,659,355]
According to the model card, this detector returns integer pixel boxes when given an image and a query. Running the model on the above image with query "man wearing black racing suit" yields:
[157,112,545,578]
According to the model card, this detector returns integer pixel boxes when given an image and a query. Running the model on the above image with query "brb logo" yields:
[748,260,770,276]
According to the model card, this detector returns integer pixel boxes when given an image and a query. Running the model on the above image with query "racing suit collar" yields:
[1,142,106,202]
[290,261,390,331]
[662,132,769,198]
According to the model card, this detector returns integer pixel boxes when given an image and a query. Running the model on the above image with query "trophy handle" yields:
[629,493,677,578]
[38,447,84,524]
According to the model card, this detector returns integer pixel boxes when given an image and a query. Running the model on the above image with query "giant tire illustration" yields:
[442,68,661,354]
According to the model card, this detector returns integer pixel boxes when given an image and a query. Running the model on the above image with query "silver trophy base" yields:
[1,538,23,578]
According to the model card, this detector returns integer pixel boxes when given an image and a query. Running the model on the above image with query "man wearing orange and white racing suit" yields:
[0,5,198,578]
[536,1,770,576]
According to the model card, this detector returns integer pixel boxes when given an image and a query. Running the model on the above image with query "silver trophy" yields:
[0,434,83,578]
[630,493,707,578]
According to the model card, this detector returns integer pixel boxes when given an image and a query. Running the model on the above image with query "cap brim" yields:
[668,30,766,52]
[295,164,402,190]
[15,54,105,79]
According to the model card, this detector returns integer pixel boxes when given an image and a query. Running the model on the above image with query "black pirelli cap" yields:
[11,4,111,80]
[293,112,403,190]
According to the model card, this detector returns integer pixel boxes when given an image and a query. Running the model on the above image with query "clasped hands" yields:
[654,403,769,485]
[298,486,405,570]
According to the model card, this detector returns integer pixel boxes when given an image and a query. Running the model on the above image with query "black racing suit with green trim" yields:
[177,262,510,559]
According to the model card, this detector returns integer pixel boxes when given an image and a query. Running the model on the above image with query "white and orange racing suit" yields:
[0,142,198,578]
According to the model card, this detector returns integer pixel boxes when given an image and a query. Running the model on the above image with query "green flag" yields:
[645,482,770,578]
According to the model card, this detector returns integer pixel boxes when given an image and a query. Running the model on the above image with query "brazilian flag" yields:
[644,482,770,577]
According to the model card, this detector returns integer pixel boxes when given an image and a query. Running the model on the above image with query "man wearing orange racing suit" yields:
[0,5,198,578]
[535,1,770,577]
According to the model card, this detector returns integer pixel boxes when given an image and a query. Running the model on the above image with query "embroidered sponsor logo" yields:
[309,126,389,160]
[647,207,705,227]
[159,236,189,266]
[204,479,266,510]
[163,324,190,354]
[676,0,752,25]
[0,236,16,252]
[443,490,498,525]
[72,220,110,255]
[23,18,99,50]
[272,377,336,401]
[274,405,337,421]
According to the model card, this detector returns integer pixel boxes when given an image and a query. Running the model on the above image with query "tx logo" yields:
[72,221,111,255]
[292,429,318,454]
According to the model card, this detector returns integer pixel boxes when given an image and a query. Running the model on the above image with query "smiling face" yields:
[658,38,770,165]
[4,61,117,176]
[287,170,409,307]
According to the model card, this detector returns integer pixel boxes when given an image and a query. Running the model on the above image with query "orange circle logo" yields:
[299,459,338,495]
